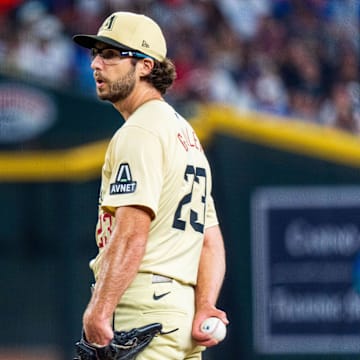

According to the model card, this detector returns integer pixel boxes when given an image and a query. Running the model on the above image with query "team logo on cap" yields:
[110,163,137,195]
[102,14,116,31]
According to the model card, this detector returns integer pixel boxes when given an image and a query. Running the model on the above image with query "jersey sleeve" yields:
[205,194,219,228]
[101,125,163,218]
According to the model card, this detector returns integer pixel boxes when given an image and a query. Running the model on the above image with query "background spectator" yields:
[0,0,359,133]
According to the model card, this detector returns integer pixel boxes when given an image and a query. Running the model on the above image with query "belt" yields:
[152,274,173,283]
[92,274,173,289]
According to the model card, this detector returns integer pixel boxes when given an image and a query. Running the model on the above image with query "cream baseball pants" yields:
[113,272,205,360]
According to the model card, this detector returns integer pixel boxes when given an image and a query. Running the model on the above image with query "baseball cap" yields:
[73,11,167,62]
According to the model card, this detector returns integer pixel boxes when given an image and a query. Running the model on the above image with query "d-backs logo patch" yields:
[101,14,116,31]
[110,163,137,195]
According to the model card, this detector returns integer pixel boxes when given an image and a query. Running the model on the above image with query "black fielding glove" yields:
[74,323,163,360]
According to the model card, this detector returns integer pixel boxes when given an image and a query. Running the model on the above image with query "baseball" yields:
[200,317,227,342]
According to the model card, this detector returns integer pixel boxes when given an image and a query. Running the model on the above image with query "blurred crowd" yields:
[0,0,359,133]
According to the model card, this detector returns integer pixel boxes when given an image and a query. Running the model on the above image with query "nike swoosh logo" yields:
[153,291,171,301]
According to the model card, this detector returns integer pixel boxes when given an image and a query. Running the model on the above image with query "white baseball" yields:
[200,317,227,342]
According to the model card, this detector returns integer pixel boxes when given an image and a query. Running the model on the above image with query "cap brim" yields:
[72,34,133,51]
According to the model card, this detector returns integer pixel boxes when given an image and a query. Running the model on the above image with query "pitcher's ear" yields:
[138,57,155,76]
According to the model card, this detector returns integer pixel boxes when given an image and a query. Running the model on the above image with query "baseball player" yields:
[73,11,228,359]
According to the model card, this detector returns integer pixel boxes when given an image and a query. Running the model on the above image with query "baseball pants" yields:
[113,272,205,360]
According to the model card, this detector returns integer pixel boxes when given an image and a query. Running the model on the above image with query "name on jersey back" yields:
[177,127,203,152]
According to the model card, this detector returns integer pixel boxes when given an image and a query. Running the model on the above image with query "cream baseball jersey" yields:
[91,100,218,285]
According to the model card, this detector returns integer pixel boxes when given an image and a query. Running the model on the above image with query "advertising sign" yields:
[252,187,360,353]
[0,82,57,143]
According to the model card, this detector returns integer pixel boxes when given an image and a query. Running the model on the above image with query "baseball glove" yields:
[74,323,163,360]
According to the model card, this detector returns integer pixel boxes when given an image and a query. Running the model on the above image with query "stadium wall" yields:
[1,79,360,360]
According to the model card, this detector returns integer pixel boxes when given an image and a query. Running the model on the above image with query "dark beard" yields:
[98,67,136,103]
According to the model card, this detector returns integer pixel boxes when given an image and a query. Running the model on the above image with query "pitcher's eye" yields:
[100,49,119,59]
[90,48,121,62]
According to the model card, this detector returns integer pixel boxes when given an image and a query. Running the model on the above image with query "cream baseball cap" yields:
[73,12,167,62]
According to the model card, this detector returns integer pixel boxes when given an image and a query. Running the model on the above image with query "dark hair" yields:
[142,58,177,95]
